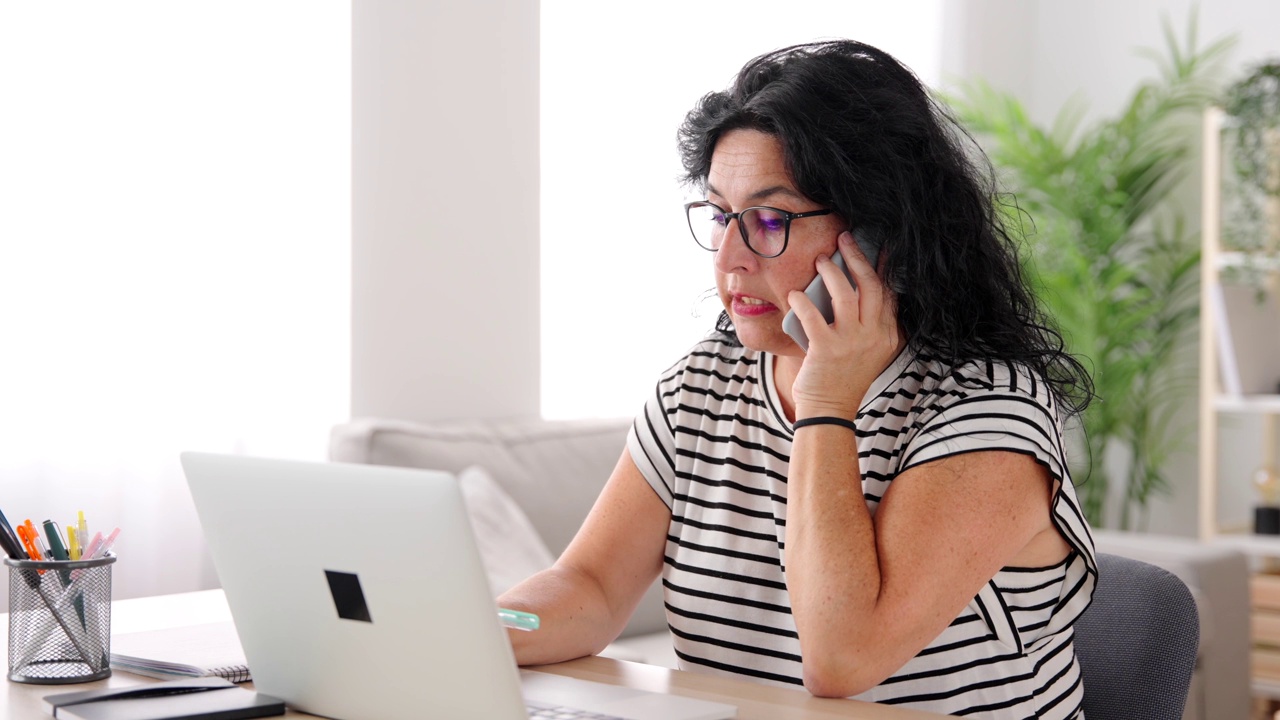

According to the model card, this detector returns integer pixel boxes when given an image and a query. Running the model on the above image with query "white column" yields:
[352,0,540,423]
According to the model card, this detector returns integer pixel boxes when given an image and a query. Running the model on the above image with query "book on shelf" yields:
[1256,572,1280,611]
[1211,282,1280,397]
[1256,647,1280,682]
[1255,609,1280,648]
[110,621,251,683]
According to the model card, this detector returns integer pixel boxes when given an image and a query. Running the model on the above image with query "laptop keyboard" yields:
[526,701,627,719]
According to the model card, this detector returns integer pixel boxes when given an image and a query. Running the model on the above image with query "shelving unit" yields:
[1197,106,1280,708]
[1199,105,1280,542]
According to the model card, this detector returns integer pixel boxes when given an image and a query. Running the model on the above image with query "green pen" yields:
[497,608,540,632]
[43,519,87,628]
[42,520,71,573]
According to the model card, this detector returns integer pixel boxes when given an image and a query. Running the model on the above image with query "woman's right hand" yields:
[787,231,903,420]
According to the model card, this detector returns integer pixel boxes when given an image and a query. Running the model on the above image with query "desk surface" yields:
[3,590,943,719]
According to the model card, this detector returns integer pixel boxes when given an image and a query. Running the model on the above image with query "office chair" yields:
[1073,552,1200,720]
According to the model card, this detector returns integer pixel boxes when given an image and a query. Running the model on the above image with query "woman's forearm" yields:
[498,562,623,666]
[785,423,884,695]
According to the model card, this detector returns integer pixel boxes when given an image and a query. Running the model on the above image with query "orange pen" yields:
[15,524,46,575]
[23,520,50,560]
[16,524,39,560]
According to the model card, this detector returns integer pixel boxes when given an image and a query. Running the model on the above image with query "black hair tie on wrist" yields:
[792,416,857,432]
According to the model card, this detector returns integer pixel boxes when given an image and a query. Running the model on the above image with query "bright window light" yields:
[541,1,943,420]
[0,1,350,603]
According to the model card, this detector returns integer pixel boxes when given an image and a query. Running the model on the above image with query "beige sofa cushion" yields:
[331,417,630,555]
[458,464,556,596]
[329,416,670,639]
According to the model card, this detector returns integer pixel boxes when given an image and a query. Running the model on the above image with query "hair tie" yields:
[792,416,857,432]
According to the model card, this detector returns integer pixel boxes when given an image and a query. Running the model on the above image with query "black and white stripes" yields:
[627,339,1096,719]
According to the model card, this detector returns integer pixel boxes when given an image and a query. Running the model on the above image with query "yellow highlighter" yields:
[67,526,81,560]
[78,511,89,553]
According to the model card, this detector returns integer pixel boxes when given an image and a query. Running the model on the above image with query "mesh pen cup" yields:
[6,554,115,684]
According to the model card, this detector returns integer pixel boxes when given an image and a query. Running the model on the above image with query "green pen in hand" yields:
[498,608,540,632]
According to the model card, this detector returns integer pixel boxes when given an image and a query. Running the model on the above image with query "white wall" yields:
[942,0,1280,534]
[349,0,1280,535]
[540,2,944,420]
[351,0,540,424]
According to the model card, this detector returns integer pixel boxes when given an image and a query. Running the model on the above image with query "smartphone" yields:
[781,233,881,352]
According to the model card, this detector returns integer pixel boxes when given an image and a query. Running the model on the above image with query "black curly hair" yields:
[677,40,1093,416]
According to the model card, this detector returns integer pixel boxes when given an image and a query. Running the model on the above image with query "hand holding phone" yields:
[781,233,881,351]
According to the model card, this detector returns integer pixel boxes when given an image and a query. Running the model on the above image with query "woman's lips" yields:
[732,294,777,317]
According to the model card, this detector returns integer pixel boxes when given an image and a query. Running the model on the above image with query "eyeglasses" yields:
[684,201,834,258]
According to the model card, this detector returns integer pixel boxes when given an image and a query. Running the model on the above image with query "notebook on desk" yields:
[111,621,250,683]
[179,452,736,720]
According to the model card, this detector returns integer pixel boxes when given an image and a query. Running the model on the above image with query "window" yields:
[0,2,350,604]
[541,1,943,419]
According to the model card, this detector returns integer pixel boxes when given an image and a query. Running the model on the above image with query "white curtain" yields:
[0,2,350,608]
[540,1,944,420]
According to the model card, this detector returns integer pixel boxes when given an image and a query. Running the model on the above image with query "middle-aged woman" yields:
[500,40,1097,718]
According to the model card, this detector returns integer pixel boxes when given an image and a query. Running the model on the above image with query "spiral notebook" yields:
[110,621,251,683]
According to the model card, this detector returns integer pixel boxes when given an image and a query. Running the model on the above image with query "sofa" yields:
[330,416,1250,720]
[1091,529,1249,720]
[328,415,675,666]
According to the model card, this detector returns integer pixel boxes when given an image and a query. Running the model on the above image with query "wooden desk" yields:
[3,590,942,719]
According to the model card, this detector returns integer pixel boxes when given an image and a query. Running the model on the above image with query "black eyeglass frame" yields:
[684,201,835,258]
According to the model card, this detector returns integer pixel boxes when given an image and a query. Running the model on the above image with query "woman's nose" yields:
[714,219,758,273]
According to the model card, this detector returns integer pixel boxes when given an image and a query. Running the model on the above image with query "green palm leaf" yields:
[946,12,1235,528]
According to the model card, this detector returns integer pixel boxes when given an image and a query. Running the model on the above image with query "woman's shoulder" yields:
[908,353,1060,415]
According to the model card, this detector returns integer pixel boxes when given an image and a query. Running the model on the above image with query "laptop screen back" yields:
[181,452,529,720]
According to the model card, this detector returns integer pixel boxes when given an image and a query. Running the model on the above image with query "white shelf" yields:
[1202,107,1280,703]
[1254,677,1280,701]
[1210,532,1280,557]
[1215,395,1280,413]
[1218,252,1280,272]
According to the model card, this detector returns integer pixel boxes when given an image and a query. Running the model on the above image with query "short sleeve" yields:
[899,360,1069,483]
[900,361,1097,635]
[626,357,687,510]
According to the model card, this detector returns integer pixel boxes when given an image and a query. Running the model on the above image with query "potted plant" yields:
[946,17,1234,529]
[1222,60,1280,265]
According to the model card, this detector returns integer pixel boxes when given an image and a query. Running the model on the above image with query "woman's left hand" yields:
[787,231,903,419]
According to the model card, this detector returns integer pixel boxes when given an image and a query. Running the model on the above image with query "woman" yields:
[500,40,1096,718]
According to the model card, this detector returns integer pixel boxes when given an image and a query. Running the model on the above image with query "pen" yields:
[44,519,87,627]
[43,519,73,582]
[24,519,51,560]
[78,511,89,554]
[92,527,121,559]
[43,520,70,561]
[67,526,81,560]
[17,524,48,576]
[79,531,103,561]
[17,524,42,560]
[0,506,28,560]
[69,532,103,583]
[69,527,120,581]
[497,608,540,632]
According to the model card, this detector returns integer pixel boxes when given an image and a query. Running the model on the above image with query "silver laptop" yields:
[180,452,736,720]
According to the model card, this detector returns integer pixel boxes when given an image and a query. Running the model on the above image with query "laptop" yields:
[180,452,736,720]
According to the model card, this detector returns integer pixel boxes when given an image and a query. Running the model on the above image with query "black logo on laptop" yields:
[324,570,373,623]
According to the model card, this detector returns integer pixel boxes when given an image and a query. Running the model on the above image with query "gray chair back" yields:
[1074,552,1200,720]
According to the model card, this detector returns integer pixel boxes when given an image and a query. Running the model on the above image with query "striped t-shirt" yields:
[627,338,1097,719]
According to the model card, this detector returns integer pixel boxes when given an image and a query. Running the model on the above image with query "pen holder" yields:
[6,554,115,684]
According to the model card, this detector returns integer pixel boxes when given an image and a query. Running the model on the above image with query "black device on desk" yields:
[43,677,284,720]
